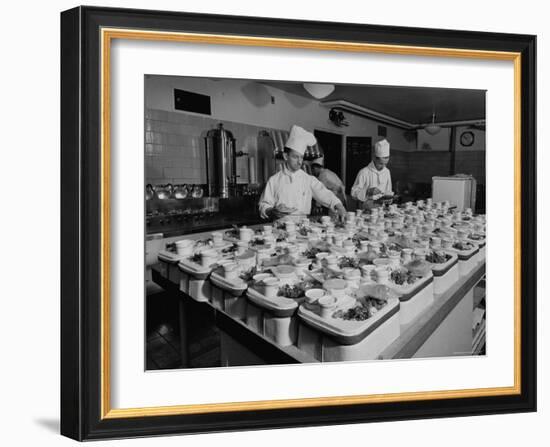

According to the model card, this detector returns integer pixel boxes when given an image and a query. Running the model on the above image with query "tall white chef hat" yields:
[374,139,390,157]
[285,125,316,156]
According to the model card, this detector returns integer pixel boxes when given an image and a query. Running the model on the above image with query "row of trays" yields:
[155,240,485,361]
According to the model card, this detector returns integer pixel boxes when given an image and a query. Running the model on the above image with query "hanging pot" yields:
[145,184,155,201]
[191,185,204,198]
[173,184,188,199]
[156,184,173,200]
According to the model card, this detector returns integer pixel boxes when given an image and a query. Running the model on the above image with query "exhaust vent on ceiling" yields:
[174,89,211,115]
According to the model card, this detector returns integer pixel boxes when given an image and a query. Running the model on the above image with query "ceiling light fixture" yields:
[424,113,442,135]
[303,83,335,99]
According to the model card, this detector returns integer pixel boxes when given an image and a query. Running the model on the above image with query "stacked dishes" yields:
[162,199,484,356]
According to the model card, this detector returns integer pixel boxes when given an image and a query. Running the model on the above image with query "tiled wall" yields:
[386,151,409,184]
[406,151,453,184]
[387,149,485,188]
[145,109,275,186]
[145,109,207,185]
[145,108,486,190]
[455,151,486,184]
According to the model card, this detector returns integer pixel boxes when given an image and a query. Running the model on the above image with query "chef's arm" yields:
[258,180,275,219]
[351,171,367,202]
[311,177,346,219]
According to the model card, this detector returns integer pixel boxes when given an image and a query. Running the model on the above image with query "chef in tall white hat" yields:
[259,125,347,220]
[351,138,393,206]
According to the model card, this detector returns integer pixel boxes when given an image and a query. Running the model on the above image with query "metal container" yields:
[205,123,237,198]
[173,184,188,199]
[145,184,156,201]
[155,183,173,200]
[303,143,323,161]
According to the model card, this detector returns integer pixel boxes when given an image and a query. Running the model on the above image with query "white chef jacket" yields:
[259,166,342,218]
[351,161,392,202]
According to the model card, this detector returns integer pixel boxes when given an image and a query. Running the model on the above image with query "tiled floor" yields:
[146,289,221,370]
[146,291,183,370]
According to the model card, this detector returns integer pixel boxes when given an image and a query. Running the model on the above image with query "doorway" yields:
[314,130,343,179]
[345,136,372,193]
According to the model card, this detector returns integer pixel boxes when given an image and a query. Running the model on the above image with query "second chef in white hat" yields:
[350,138,394,206]
[259,125,347,220]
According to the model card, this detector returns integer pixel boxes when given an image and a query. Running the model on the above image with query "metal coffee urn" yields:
[204,123,241,198]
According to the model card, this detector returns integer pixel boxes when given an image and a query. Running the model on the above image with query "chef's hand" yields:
[367,187,383,196]
[266,204,297,219]
[334,203,347,223]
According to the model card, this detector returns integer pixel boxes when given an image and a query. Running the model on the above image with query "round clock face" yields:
[460,131,475,147]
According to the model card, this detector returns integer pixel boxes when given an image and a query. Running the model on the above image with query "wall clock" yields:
[460,130,475,147]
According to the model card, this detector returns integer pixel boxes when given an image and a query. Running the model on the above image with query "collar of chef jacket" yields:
[366,160,388,177]
[281,164,303,183]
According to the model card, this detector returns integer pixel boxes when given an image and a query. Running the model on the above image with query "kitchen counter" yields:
[147,213,268,238]
[379,263,485,359]
[146,195,266,238]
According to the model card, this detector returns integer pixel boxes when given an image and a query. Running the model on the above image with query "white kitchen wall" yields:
[417,128,452,151]
[145,75,416,151]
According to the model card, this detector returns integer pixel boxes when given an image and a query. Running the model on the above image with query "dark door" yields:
[314,130,343,179]
[345,136,372,193]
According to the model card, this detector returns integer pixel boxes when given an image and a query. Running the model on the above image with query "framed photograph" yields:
[60,6,536,441]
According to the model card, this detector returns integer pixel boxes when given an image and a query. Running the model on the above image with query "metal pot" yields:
[173,184,188,199]
[191,185,204,198]
[303,143,323,161]
[145,184,155,201]
[156,184,173,200]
